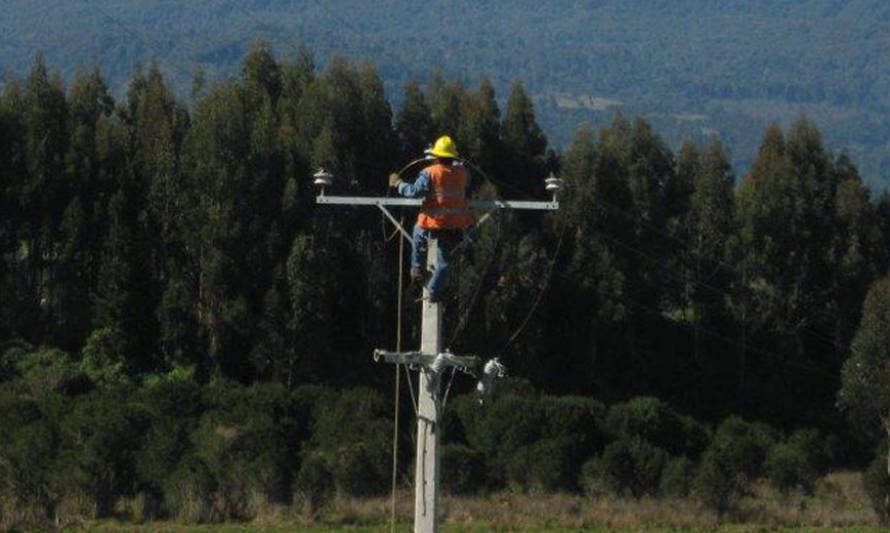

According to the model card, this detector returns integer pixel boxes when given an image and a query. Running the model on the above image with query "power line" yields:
[590,198,844,346]
[594,226,839,350]
[614,290,838,381]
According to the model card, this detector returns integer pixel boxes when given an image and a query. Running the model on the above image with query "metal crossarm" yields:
[373,349,480,370]
[317,195,559,210]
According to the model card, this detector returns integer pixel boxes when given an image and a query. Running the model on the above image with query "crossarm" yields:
[373,349,480,371]
[317,195,558,211]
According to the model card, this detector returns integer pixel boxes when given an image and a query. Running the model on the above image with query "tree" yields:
[121,64,190,372]
[19,54,69,343]
[0,79,28,341]
[839,275,890,523]
[457,77,501,175]
[395,79,435,159]
[501,81,547,196]
[427,71,465,140]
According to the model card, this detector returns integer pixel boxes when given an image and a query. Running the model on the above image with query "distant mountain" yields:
[2,0,888,188]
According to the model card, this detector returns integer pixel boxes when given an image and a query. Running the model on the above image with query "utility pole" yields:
[314,169,561,533]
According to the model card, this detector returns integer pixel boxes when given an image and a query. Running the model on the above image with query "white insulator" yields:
[544,174,563,192]
[476,357,507,396]
[313,168,333,187]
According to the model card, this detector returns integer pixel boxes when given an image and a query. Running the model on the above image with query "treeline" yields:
[1,42,890,524]
[0,375,859,527]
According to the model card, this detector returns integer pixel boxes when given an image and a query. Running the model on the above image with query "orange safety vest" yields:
[417,163,474,230]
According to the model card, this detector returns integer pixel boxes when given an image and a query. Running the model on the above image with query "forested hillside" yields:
[0,44,890,526]
[1,0,888,187]
[2,37,890,530]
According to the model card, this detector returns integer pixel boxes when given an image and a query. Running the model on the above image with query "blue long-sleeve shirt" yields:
[397,169,431,198]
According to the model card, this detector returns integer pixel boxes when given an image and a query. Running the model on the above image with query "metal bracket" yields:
[376,204,412,243]
[373,349,480,373]
[317,195,559,211]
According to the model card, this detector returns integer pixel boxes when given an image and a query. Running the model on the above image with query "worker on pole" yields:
[389,135,474,302]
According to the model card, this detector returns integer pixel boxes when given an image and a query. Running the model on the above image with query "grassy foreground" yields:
[57,472,881,533]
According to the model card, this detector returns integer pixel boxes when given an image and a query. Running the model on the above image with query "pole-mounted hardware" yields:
[544,172,564,202]
[313,168,334,195]
[314,166,559,533]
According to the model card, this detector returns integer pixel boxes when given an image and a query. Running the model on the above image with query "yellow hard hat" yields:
[429,135,459,159]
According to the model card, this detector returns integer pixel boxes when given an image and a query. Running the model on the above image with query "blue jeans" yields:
[412,224,461,299]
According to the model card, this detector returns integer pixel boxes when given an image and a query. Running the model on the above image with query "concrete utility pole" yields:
[314,169,561,533]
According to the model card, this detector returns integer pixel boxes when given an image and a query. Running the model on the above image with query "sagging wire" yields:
[497,194,571,360]
[389,214,405,533]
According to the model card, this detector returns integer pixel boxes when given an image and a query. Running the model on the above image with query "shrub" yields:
[304,387,392,497]
[588,436,667,498]
[57,389,146,517]
[441,444,486,495]
[660,456,695,497]
[693,448,745,515]
[709,416,777,480]
[863,442,890,525]
[505,438,577,493]
[544,395,608,465]
[787,428,834,473]
[293,452,333,513]
[163,455,217,522]
[12,346,88,395]
[765,442,818,494]
[454,386,545,487]
[134,380,203,510]
[80,328,130,387]
[605,396,708,457]
[0,419,60,522]
[764,429,828,495]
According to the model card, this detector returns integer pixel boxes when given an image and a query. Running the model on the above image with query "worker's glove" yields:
[388,173,401,188]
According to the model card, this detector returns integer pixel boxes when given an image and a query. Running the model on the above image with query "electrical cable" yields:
[542,229,841,381]
[389,215,405,533]
[498,206,571,358]
[592,195,846,331]
[594,217,839,350]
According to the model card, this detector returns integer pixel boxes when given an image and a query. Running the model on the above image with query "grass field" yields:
[46,472,882,533]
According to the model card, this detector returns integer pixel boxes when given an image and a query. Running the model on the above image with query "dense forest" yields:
[2,0,889,187]
[2,44,890,528]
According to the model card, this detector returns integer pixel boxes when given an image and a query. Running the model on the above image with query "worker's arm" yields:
[396,169,431,198]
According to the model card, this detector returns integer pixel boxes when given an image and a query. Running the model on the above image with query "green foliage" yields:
[11,346,86,395]
[134,380,203,501]
[764,428,834,494]
[1,46,890,526]
[693,447,745,515]
[605,396,708,457]
[709,416,778,480]
[58,388,146,516]
[587,436,668,499]
[80,328,130,387]
[863,442,890,526]
[293,451,334,512]
[304,387,392,497]
[765,440,819,495]
[441,444,487,495]
[839,276,890,437]
[659,456,695,498]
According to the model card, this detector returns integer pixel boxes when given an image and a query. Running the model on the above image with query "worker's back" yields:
[418,163,473,230]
